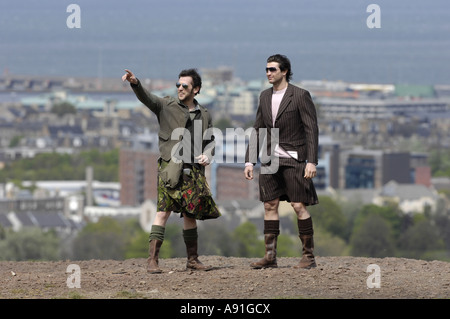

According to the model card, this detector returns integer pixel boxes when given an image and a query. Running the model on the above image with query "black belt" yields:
[183,163,200,169]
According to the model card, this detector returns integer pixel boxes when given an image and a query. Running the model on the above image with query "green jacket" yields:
[131,80,215,166]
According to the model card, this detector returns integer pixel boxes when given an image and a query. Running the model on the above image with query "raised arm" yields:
[122,69,163,114]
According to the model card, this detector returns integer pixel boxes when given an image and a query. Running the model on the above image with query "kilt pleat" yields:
[157,160,221,220]
[259,157,318,205]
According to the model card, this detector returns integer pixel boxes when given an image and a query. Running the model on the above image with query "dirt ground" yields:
[1,256,449,300]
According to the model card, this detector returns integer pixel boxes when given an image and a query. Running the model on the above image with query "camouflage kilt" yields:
[157,159,221,220]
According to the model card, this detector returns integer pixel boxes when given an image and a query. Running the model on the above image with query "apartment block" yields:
[119,148,159,206]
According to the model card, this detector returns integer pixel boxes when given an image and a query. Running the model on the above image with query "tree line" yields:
[2,147,450,184]
[0,149,119,183]
[1,195,449,262]
[1,147,449,261]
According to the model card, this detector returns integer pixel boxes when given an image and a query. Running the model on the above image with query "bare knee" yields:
[264,199,279,219]
[183,215,197,230]
[154,211,171,226]
[291,202,310,219]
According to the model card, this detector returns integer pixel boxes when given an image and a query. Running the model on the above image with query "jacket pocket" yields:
[159,158,183,188]
[159,130,171,141]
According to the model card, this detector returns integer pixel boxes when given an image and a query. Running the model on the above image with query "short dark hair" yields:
[178,68,202,95]
[267,54,293,82]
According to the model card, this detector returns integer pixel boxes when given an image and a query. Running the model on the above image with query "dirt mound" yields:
[1,256,449,300]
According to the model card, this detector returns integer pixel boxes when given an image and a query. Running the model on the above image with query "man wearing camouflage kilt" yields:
[123,68,220,273]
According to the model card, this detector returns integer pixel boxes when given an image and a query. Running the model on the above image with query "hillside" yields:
[1,256,448,300]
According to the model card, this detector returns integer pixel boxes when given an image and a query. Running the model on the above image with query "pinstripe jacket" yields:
[246,83,319,166]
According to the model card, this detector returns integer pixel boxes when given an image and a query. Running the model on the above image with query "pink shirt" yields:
[271,87,291,158]
[245,86,293,167]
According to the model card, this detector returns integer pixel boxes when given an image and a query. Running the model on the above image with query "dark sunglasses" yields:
[176,82,189,89]
[265,67,278,73]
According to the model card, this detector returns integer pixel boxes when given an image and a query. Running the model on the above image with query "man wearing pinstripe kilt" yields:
[245,54,319,269]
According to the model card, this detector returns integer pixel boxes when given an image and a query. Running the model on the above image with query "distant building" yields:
[317,135,341,189]
[317,97,447,120]
[374,180,440,214]
[214,163,259,201]
[340,149,431,189]
[201,67,234,84]
[119,148,159,206]
[0,197,83,234]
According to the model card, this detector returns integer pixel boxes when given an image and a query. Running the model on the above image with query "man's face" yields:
[266,62,287,85]
[176,76,198,102]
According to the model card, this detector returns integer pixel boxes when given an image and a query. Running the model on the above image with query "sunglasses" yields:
[176,82,189,89]
[265,67,278,73]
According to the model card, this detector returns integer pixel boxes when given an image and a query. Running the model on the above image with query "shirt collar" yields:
[179,99,201,112]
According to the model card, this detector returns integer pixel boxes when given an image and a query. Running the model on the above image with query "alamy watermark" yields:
[66,4,81,29]
[366,4,381,29]
[366,264,381,288]
[65,4,380,30]
[64,263,381,290]
[169,121,280,174]
[66,264,81,288]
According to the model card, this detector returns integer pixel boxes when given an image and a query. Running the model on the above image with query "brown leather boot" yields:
[185,240,212,271]
[147,239,163,274]
[250,233,278,269]
[294,234,317,269]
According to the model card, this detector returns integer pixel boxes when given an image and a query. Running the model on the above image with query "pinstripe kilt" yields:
[258,157,319,205]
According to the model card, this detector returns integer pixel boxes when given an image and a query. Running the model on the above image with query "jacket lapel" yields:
[274,84,293,124]
[262,89,274,127]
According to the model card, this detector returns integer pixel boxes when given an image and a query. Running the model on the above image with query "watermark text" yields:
[66,4,81,29]
[66,264,81,288]
[366,4,381,29]
[366,264,381,288]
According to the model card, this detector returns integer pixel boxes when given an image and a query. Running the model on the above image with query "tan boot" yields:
[185,240,212,271]
[294,234,317,269]
[147,239,163,274]
[250,233,278,269]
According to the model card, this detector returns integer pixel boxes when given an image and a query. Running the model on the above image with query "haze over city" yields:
[1,0,449,84]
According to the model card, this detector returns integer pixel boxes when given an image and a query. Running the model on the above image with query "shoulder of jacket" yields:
[164,95,178,102]
[261,87,272,95]
[289,84,310,95]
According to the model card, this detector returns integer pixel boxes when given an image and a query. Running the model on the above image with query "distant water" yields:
[1,0,449,85]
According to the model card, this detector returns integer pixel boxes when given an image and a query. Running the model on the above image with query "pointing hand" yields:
[122,69,138,84]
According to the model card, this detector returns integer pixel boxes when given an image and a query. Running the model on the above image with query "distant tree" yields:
[314,226,349,256]
[308,196,348,239]
[432,203,450,253]
[353,203,403,240]
[429,148,450,177]
[71,217,129,260]
[72,232,125,260]
[125,229,149,259]
[232,222,264,257]
[0,148,119,183]
[397,218,445,260]
[0,227,60,261]
[213,118,233,131]
[350,214,395,257]
[51,102,76,117]
[199,223,238,257]
[0,225,5,240]
[9,135,23,147]
[153,224,183,258]
[277,234,299,257]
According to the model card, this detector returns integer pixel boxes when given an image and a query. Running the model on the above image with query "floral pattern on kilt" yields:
[157,160,221,220]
